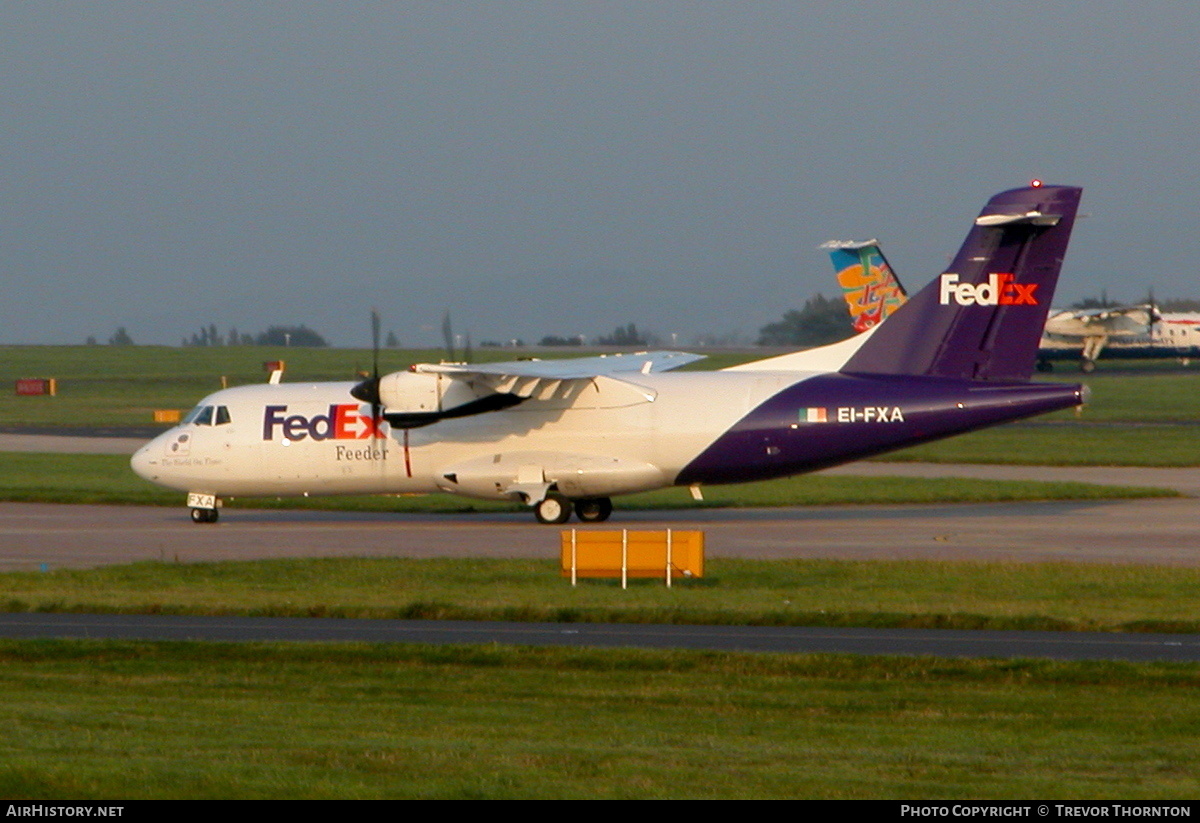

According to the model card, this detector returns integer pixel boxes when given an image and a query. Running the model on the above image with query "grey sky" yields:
[3,1,1198,347]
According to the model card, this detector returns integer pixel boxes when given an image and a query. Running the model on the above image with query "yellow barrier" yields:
[561,529,704,588]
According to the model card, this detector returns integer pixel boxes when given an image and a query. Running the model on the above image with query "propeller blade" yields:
[351,310,384,408]
[442,310,456,361]
[370,309,382,424]
[371,309,381,375]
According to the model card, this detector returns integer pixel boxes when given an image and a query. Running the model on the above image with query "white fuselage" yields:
[131,371,807,502]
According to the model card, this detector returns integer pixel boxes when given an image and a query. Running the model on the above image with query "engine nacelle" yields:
[376,370,490,415]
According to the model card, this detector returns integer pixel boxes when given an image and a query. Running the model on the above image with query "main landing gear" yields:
[190,507,219,524]
[574,497,613,523]
[533,494,613,524]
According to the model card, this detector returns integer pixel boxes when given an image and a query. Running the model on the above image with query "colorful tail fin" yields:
[823,239,908,332]
[840,183,1082,381]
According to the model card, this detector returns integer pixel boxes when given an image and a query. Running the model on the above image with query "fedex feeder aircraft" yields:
[132,183,1085,524]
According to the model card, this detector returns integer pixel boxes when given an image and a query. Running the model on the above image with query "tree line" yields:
[182,325,330,347]
[89,325,332,347]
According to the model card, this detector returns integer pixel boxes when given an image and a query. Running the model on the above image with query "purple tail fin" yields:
[841,184,1082,381]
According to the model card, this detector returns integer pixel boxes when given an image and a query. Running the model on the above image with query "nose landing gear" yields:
[190,507,219,524]
[186,492,220,524]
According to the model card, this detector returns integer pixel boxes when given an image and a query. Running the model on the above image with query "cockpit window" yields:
[182,405,210,425]
[182,404,230,426]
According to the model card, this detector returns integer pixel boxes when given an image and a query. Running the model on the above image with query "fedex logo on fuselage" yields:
[263,404,385,442]
[939,273,1038,306]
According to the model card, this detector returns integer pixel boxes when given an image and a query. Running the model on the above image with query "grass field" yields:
[0,344,458,429]
[877,423,1200,466]
[4,557,1200,632]
[0,641,1196,799]
[2,556,1199,799]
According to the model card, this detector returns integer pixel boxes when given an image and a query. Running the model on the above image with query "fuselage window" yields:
[215,406,231,425]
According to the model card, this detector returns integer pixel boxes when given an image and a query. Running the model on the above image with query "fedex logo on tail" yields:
[939,273,1038,306]
[263,404,385,442]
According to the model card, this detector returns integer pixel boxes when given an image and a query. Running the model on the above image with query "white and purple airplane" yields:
[132,183,1085,524]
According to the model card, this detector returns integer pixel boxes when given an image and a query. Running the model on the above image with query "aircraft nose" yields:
[130,441,158,482]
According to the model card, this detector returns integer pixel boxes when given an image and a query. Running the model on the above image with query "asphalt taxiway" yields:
[1,496,1198,570]
[4,612,1199,661]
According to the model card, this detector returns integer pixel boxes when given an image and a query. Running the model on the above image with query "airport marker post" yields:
[621,529,627,589]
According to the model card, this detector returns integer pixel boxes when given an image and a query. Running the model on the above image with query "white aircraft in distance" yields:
[1038,305,1200,372]
[825,240,1200,373]
[133,183,1085,524]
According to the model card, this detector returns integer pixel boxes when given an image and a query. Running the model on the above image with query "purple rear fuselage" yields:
[677,372,1083,485]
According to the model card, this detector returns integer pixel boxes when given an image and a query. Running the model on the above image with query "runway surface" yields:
[4,612,1199,661]
[0,432,147,455]
[2,496,1199,570]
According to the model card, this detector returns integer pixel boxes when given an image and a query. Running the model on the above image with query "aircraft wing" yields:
[370,351,705,426]
[417,350,704,400]
[417,350,704,380]
[1044,304,1157,337]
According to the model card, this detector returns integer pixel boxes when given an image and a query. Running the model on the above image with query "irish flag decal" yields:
[802,407,827,423]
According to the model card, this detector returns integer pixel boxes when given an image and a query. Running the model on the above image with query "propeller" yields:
[441,310,456,362]
[349,309,383,411]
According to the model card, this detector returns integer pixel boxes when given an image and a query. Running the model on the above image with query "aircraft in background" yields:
[822,239,907,333]
[1038,304,1200,372]
[133,183,1085,524]
[825,239,1200,373]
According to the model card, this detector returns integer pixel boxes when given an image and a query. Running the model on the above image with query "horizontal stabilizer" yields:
[974,210,1061,227]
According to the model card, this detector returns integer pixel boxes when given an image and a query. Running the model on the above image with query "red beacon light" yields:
[1030,178,1043,188]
